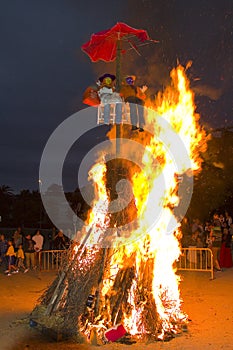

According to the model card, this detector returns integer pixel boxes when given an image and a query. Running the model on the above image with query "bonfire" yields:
[31,64,208,344]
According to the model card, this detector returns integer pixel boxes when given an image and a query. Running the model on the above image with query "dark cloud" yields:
[0,0,232,192]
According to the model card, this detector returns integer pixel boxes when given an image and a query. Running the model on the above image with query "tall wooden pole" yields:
[115,39,121,93]
[115,39,121,156]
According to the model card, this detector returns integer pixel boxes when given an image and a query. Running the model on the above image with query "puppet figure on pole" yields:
[81,22,156,153]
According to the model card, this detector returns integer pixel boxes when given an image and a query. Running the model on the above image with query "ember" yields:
[32,65,208,344]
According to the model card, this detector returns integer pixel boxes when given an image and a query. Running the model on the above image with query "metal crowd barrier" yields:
[39,247,214,279]
[176,247,214,280]
[39,250,67,271]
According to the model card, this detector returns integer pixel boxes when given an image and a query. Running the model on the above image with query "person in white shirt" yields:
[32,230,44,268]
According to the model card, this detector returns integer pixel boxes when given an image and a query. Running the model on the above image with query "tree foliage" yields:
[187,130,233,220]
[1,131,233,227]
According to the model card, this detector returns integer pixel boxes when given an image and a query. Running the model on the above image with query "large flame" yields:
[81,65,208,340]
[85,161,110,245]
[122,65,208,335]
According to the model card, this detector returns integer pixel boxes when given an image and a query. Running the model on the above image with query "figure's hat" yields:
[98,73,116,82]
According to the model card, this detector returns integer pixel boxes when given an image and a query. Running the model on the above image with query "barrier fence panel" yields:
[40,247,214,279]
[39,250,67,271]
[176,247,214,280]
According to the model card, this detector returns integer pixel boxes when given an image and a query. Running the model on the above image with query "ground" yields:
[0,268,232,350]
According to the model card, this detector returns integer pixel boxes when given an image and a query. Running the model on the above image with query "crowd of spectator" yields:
[0,227,70,276]
[181,211,233,270]
[1,211,233,275]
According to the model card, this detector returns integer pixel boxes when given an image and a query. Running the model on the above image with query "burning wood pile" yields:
[31,65,208,344]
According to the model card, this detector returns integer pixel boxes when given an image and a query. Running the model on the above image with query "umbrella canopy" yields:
[81,22,150,63]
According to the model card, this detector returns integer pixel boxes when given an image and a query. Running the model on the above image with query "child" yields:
[5,240,18,276]
[16,244,29,273]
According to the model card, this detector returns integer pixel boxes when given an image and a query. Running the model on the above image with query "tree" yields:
[187,130,233,221]
[0,185,14,226]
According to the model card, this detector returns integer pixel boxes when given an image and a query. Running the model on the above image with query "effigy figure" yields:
[97,73,122,124]
[121,75,147,131]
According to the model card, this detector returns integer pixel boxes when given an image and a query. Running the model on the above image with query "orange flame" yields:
[82,65,208,340]
[122,66,207,336]
[81,161,110,246]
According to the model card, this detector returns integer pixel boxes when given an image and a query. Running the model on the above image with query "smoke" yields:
[192,84,222,101]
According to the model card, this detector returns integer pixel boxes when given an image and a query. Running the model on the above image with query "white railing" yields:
[176,247,214,280]
[39,247,214,279]
[39,250,67,271]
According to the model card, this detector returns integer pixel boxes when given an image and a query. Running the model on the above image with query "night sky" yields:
[0,0,232,192]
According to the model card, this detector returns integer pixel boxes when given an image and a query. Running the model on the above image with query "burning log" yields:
[31,245,104,341]
[110,265,135,325]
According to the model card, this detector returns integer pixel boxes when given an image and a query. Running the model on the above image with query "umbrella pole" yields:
[115,40,121,93]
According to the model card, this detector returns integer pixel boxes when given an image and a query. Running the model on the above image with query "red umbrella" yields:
[81,22,157,91]
[81,22,150,62]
